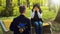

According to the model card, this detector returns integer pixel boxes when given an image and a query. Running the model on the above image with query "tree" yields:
[6,0,13,16]
[54,6,60,23]
[26,0,30,7]
[48,0,51,11]
[48,0,56,12]
[0,0,2,6]
[18,0,20,6]
[51,6,60,33]
[1,0,13,17]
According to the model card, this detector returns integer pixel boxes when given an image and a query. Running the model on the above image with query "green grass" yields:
[0,27,3,34]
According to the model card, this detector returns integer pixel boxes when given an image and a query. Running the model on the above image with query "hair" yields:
[19,5,26,14]
[32,4,42,13]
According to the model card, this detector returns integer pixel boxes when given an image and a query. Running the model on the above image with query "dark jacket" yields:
[10,15,30,34]
[31,11,43,26]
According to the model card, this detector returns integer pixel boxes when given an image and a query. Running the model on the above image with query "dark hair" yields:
[32,4,42,13]
[19,5,26,14]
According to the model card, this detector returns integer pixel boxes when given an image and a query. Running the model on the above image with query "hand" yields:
[36,9,39,12]
[19,28,24,33]
[33,9,39,12]
[33,9,36,12]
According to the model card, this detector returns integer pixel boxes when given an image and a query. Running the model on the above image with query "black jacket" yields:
[10,15,30,34]
[31,11,43,26]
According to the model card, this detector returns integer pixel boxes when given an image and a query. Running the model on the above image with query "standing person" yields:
[31,4,43,34]
[10,5,30,34]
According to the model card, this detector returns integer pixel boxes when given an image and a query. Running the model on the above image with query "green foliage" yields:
[0,6,5,11]
[0,0,58,20]
[13,6,19,16]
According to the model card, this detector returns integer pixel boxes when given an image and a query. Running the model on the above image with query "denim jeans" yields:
[34,21,42,34]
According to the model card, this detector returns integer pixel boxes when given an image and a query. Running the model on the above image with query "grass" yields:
[0,26,3,34]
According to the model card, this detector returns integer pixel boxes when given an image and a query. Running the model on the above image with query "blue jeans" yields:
[34,21,42,34]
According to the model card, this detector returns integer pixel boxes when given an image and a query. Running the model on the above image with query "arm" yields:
[31,11,35,18]
[37,11,43,22]
[9,18,19,31]
[37,11,42,18]
[27,19,31,31]
[10,19,15,31]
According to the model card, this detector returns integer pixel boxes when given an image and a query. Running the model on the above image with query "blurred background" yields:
[0,0,59,20]
[0,0,60,34]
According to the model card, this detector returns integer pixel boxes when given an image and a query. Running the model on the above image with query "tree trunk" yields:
[26,0,30,7]
[18,0,20,6]
[6,0,13,16]
[54,6,60,23]
[0,0,2,6]
[48,0,56,12]
[48,0,51,11]
[1,0,13,17]
[50,6,60,34]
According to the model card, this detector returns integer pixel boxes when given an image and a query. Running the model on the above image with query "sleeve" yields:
[37,11,43,22]
[27,19,31,31]
[26,19,31,32]
[31,11,35,18]
[37,11,42,18]
[9,18,19,31]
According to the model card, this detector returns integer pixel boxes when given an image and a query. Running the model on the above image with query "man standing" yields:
[10,5,30,34]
